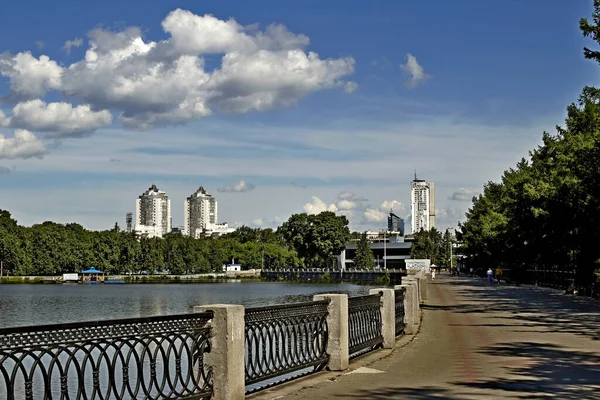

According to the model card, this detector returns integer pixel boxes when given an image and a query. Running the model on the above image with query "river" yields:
[0,281,375,328]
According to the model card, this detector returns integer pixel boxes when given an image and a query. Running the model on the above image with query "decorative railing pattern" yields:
[0,312,213,400]
[245,300,329,390]
[348,294,383,357]
[395,288,406,336]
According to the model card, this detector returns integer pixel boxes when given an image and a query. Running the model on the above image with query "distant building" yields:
[339,241,412,270]
[387,211,404,235]
[411,173,435,233]
[135,184,171,238]
[184,186,217,238]
[171,226,185,234]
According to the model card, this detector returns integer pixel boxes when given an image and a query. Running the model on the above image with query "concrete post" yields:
[194,304,245,400]
[369,288,395,348]
[396,283,419,334]
[416,270,428,302]
[404,275,421,304]
[313,294,348,371]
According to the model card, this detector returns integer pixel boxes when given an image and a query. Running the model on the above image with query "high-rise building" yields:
[411,174,435,233]
[387,211,404,235]
[135,184,171,238]
[184,186,217,239]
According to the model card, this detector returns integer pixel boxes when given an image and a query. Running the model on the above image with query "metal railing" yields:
[245,300,330,392]
[348,293,383,357]
[525,269,575,290]
[0,312,214,400]
[394,288,406,336]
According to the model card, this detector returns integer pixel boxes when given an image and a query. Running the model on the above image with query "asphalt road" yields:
[278,274,600,399]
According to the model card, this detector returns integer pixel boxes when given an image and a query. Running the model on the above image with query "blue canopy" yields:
[81,267,103,274]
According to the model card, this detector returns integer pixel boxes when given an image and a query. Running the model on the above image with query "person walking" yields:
[495,266,503,285]
[469,267,474,277]
[487,267,493,284]
[431,269,436,280]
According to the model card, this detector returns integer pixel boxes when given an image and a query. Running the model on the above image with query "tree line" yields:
[0,209,351,276]
[458,3,600,286]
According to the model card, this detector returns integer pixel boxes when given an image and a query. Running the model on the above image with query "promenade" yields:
[252,273,600,399]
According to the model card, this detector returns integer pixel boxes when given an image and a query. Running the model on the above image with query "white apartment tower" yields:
[184,186,217,239]
[135,184,171,238]
[411,174,435,233]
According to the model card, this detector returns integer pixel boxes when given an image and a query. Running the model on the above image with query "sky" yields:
[0,0,598,233]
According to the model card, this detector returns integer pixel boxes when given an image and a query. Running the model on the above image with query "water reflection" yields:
[0,281,374,328]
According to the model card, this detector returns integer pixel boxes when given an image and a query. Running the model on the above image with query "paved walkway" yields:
[259,274,600,399]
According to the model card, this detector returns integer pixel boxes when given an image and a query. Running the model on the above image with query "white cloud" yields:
[380,200,401,212]
[6,100,112,137]
[363,207,387,222]
[303,196,338,214]
[217,180,255,193]
[0,10,355,130]
[62,37,84,55]
[449,188,478,201]
[0,52,63,100]
[400,53,428,88]
[0,129,46,159]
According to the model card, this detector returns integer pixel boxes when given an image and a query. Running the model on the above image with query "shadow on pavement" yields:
[442,276,600,342]
[456,341,600,399]
[336,386,460,399]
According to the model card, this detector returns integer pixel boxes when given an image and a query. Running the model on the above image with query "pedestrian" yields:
[431,269,436,280]
[487,267,493,284]
[495,266,503,285]
[470,267,474,277]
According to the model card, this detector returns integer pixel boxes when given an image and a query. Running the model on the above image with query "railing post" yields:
[395,283,419,334]
[313,294,348,371]
[369,288,395,348]
[194,304,245,400]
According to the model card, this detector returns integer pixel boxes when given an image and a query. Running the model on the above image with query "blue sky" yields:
[0,0,597,231]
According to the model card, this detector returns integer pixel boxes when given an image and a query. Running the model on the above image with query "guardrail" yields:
[395,287,406,336]
[348,293,383,357]
[0,282,422,400]
[245,300,330,392]
[0,312,214,400]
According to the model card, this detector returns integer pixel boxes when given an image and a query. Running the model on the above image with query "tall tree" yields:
[354,232,375,270]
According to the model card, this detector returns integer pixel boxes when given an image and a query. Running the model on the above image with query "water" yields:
[0,281,375,328]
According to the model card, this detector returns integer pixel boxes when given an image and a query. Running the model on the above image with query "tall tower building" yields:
[184,186,217,239]
[135,184,171,238]
[411,173,435,233]
[387,211,405,236]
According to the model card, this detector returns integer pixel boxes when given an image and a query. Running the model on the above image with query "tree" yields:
[278,211,351,268]
[354,232,375,270]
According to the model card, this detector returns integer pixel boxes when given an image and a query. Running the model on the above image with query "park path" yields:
[273,274,600,399]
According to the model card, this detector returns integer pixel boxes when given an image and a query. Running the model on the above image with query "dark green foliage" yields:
[459,3,600,285]
[0,210,300,276]
[410,228,454,267]
[278,211,351,269]
[355,232,375,270]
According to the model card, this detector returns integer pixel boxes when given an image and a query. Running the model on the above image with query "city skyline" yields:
[0,1,594,233]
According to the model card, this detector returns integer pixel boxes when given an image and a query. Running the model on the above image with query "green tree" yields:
[354,232,375,270]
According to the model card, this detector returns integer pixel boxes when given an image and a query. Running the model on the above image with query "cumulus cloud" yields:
[449,188,478,202]
[62,37,84,55]
[435,206,465,229]
[0,52,63,100]
[303,196,338,214]
[363,199,403,224]
[400,53,428,88]
[217,180,255,193]
[0,9,356,130]
[6,100,112,137]
[249,216,284,228]
[0,129,46,159]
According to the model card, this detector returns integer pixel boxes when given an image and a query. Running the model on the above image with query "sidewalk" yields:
[250,274,600,399]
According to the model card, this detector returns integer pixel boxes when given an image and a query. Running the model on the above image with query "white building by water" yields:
[411,175,435,233]
[135,184,171,238]
[184,186,218,238]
